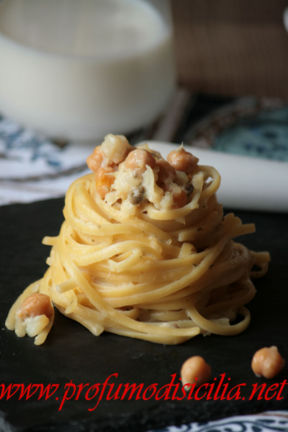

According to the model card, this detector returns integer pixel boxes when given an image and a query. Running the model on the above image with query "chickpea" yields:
[101,134,132,165]
[125,149,156,174]
[181,356,211,388]
[17,293,53,320]
[173,189,188,208]
[167,148,198,174]
[86,147,103,172]
[251,346,285,379]
[95,167,115,199]
[156,159,176,186]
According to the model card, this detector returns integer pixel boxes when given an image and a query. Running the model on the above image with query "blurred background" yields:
[171,0,288,98]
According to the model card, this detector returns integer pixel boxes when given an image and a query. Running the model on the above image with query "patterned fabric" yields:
[152,414,288,432]
[0,115,92,205]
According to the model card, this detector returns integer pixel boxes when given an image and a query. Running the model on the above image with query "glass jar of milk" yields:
[0,0,175,141]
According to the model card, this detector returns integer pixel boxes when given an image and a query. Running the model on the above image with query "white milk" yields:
[0,0,175,140]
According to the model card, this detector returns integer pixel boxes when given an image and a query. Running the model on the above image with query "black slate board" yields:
[0,198,288,432]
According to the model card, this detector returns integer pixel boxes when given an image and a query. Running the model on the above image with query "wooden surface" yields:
[171,0,288,98]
